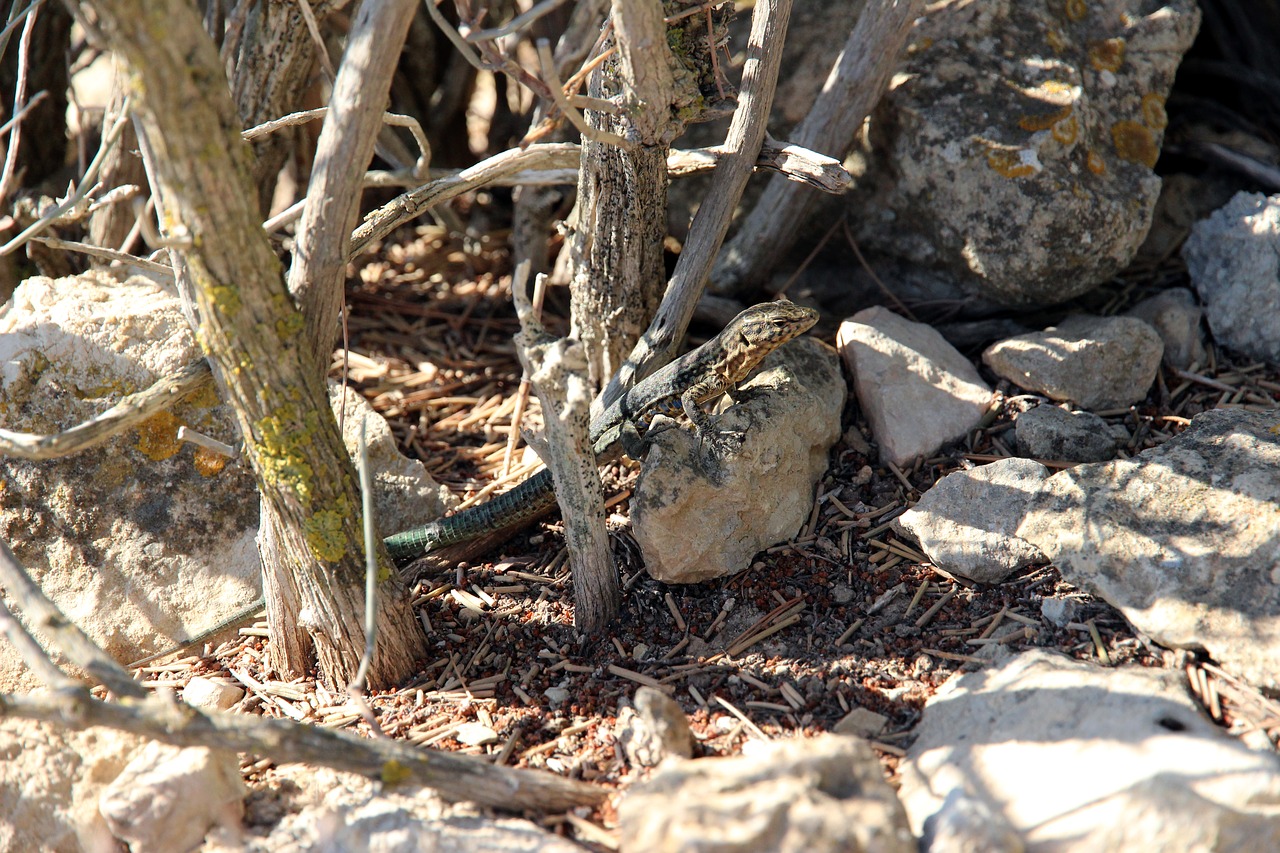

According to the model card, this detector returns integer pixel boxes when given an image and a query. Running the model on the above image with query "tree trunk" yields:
[86,0,424,688]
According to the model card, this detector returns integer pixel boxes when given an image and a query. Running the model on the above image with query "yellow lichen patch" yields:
[1052,114,1079,145]
[1111,120,1159,167]
[1045,29,1068,53]
[1041,80,1076,97]
[1087,150,1107,174]
[381,760,412,785]
[194,446,229,477]
[1019,104,1073,132]
[304,509,347,563]
[186,381,222,410]
[986,148,1037,178]
[275,310,305,340]
[1065,0,1088,22]
[1141,93,1168,130]
[136,410,184,461]
[1088,38,1125,72]
[209,284,242,316]
[256,406,318,504]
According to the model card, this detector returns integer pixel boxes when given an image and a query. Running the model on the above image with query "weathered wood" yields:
[85,0,423,688]
[711,0,924,294]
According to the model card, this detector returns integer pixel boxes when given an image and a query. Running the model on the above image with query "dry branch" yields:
[0,360,211,461]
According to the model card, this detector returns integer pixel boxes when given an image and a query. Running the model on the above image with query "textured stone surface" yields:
[100,742,245,853]
[982,315,1163,409]
[620,734,915,853]
[1182,191,1280,361]
[0,273,259,690]
[0,720,143,853]
[838,307,993,466]
[849,0,1200,304]
[1124,286,1206,369]
[893,457,1049,584]
[1015,405,1117,463]
[899,650,1280,851]
[182,676,244,712]
[632,338,844,583]
[0,274,454,685]
[616,686,694,768]
[1017,408,1280,690]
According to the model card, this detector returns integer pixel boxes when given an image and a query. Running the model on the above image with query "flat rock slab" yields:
[893,457,1049,584]
[620,733,915,853]
[632,337,844,583]
[838,307,993,467]
[1017,408,1280,689]
[982,314,1163,409]
[899,649,1280,852]
[1182,192,1280,362]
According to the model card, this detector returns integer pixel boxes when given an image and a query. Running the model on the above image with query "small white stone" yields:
[182,677,244,712]
[454,723,499,746]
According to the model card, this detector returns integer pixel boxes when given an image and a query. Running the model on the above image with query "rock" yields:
[925,785,1025,853]
[1182,191,1280,361]
[620,734,915,853]
[0,273,455,684]
[898,649,1280,850]
[182,676,244,712]
[542,686,570,707]
[893,458,1049,584]
[453,723,500,747]
[1124,287,1206,370]
[1038,596,1080,629]
[244,764,583,852]
[99,742,245,853]
[331,384,455,531]
[837,307,993,467]
[849,0,1200,304]
[0,719,143,853]
[616,686,694,768]
[1016,408,1280,689]
[0,272,259,690]
[833,707,888,739]
[632,337,844,583]
[982,315,1163,409]
[1014,405,1117,462]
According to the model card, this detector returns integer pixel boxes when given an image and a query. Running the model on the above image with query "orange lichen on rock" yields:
[1088,38,1125,72]
[1065,0,1088,23]
[1052,114,1079,145]
[194,446,229,477]
[1141,93,1168,129]
[136,410,184,461]
[1111,120,1158,167]
[987,148,1037,178]
[1019,104,1074,132]
[1086,150,1107,174]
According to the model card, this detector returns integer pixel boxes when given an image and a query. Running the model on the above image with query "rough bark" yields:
[86,0,423,688]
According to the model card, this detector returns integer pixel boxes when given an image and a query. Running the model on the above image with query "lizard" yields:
[129,301,818,666]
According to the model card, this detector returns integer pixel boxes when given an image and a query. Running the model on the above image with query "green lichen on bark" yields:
[304,500,350,563]
[256,405,319,504]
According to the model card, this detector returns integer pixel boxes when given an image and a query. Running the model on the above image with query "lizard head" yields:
[731,301,819,352]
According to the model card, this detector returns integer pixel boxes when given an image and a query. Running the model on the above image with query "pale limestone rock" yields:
[849,0,1200,304]
[982,315,1163,409]
[1124,287,1206,369]
[838,307,993,467]
[0,719,143,853]
[893,457,1049,584]
[1016,408,1280,690]
[899,649,1280,851]
[632,338,844,583]
[1182,192,1280,361]
[620,734,915,853]
[182,676,244,712]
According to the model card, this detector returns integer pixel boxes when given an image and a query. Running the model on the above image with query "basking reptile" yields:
[130,301,817,666]
[383,300,818,563]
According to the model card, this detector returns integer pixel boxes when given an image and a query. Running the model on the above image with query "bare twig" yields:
[349,143,580,257]
[0,360,212,461]
[0,3,38,202]
[536,39,631,149]
[29,234,173,276]
[667,136,853,192]
[0,539,146,699]
[712,0,924,294]
[464,0,574,42]
[242,108,431,179]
